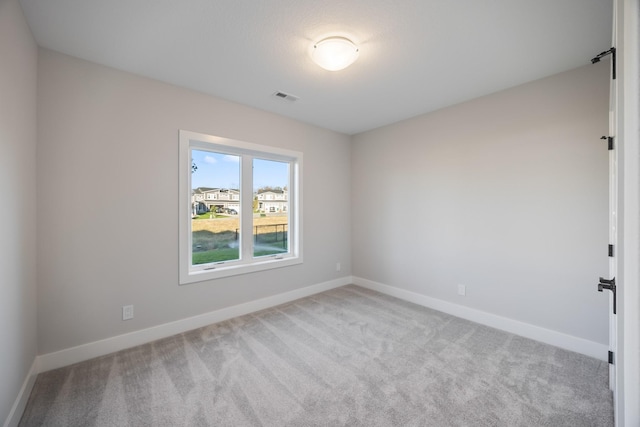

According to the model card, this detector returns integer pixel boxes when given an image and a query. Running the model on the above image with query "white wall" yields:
[36,49,352,354]
[351,64,610,345]
[0,0,38,423]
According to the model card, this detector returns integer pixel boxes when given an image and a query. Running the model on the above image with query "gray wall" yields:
[36,49,352,354]
[351,64,610,344]
[0,0,38,421]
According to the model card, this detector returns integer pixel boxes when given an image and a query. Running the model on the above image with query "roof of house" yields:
[193,187,239,194]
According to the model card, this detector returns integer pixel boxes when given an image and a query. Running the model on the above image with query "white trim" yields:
[3,358,39,427]
[618,0,640,424]
[183,256,304,283]
[608,0,619,396]
[353,276,608,361]
[37,276,351,373]
[179,130,303,284]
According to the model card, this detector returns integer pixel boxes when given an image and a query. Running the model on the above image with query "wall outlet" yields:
[457,284,466,296]
[122,305,134,320]
[336,262,341,272]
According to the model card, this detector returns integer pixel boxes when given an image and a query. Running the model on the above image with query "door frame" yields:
[613,0,640,426]
[608,0,619,397]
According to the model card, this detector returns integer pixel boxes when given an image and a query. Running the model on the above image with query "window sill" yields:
[179,255,303,285]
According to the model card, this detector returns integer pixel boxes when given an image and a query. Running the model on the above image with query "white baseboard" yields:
[38,276,352,373]
[3,357,39,427]
[35,274,605,373]
[353,276,608,361]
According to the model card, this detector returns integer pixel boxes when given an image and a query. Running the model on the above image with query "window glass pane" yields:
[253,158,289,257]
[191,149,240,265]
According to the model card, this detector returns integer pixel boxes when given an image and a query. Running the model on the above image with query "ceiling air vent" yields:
[272,91,299,103]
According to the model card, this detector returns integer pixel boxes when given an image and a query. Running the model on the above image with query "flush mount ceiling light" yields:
[311,36,359,71]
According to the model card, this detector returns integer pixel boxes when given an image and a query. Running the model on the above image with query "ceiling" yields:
[19,0,612,135]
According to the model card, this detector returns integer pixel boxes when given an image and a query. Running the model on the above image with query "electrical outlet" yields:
[122,305,134,320]
[336,262,341,272]
[457,284,466,296]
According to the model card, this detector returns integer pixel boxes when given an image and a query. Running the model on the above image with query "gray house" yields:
[192,187,240,215]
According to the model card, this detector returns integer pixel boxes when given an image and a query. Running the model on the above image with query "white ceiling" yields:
[19,0,612,135]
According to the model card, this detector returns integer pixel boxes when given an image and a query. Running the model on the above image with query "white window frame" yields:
[179,130,303,284]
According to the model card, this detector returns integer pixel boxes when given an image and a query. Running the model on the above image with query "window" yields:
[179,130,302,284]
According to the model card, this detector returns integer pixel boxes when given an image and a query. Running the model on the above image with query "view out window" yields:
[190,150,241,264]
[179,130,302,284]
[252,158,290,258]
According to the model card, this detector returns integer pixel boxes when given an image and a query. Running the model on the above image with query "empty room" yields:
[2,0,639,426]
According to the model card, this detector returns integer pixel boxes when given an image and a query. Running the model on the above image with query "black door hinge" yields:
[601,136,614,150]
[608,244,614,257]
[608,350,614,364]
[591,47,616,79]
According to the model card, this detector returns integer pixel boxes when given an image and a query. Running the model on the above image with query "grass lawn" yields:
[193,212,223,219]
[192,214,288,265]
[192,247,239,264]
[193,246,287,264]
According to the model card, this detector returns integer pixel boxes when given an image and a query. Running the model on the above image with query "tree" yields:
[256,185,283,193]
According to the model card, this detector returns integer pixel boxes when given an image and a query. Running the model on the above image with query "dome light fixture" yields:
[311,36,359,71]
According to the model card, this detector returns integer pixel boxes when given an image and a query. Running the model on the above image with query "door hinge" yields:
[608,350,614,365]
[601,136,614,151]
[591,47,616,79]
[608,244,614,257]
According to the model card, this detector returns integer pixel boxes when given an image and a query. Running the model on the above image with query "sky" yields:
[191,149,289,191]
